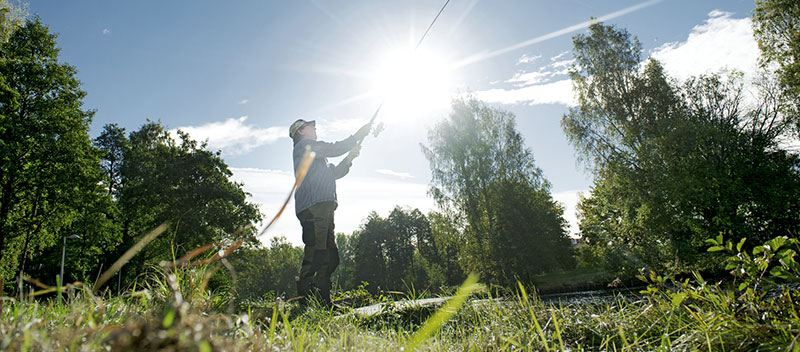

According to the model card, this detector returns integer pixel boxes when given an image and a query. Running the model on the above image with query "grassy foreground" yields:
[2,235,800,351]
[1,267,798,351]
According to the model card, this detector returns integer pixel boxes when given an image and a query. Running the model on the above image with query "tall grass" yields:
[2,255,798,350]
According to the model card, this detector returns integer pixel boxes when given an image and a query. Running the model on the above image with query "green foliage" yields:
[94,123,128,198]
[3,255,800,350]
[0,0,26,43]
[706,234,800,295]
[405,273,480,350]
[113,122,262,285]
[486,178,575,281]
[223,236,303,303]
[0,18,114,290]
[332,231,359,290]
[423,97,574,284]
[426,211,466,285]
[753,0,800,110]
[350,207,450,293]
[565,22,800,277]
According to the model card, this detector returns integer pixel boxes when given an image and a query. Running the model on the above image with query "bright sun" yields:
[369,48,453,119]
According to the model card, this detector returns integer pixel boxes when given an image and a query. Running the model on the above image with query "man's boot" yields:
[312,277,333,307]
[295,277,312,303]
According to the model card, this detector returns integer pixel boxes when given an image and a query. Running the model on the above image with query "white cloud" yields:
[517,54,542,65]
[376,169,414,179]
[474,79,575,106]
[651,10,760,82]
[507,52,574,87]
[478,10,758,109]
[552,189,588,237]
[238,99,249,105]
[230,167,434,245]
[551,50,570,62]
[478,50,575,105]
[102,28,111,36]
[506,71,551,86]
[506,60,572,87]
[172,116,286,155]
[550,58,574,70]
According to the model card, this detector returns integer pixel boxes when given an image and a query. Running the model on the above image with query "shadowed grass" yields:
[2,264,799,350]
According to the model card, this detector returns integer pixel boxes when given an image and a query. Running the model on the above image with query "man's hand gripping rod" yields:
[343,101,383,164]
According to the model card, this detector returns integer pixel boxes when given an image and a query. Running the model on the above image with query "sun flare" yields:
[369,48,454,119]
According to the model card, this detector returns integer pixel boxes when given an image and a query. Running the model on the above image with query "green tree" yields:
[487,179,574,282]
[95,123,128,197]
[427,211,465,286]
[0,18,105,288]
[564,22,800,275]
[333,231,359,291]
[352,207,446,292]
[224,236,303,302]
[0,0,27,43]
[752,0,800,104]
[111,122,262,287]
[422,97,572,284]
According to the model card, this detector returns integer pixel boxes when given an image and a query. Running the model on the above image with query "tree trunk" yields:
[16,229,32,300]
[17,189,40,298]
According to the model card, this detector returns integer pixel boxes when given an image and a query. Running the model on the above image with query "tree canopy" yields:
[564,22,800,275]
[0,18,110,287]
[423,97,574,284]
[753,0,800,101]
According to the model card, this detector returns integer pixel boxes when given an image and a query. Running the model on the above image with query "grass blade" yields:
[93,222,169,292]
[406,273,479,350]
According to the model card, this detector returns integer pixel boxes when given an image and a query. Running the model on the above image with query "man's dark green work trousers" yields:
[296,201,339,304]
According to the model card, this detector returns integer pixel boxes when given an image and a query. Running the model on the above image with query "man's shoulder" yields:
[294,140,312,153]
[295,139,335,151]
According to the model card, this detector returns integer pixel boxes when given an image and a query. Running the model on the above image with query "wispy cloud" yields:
[172,116,285,155]
[517,54,542,65]
[376,169,414,179]
[474,49,576,106]
[474,77,575,106]
[451,0,662,69]
[238,99,249,105]
[476,9,758,109]
[651,10,759,82]
[102,28,111,36]
[230,167,434,245]
[550,51,570,62]
[505,56,573,87]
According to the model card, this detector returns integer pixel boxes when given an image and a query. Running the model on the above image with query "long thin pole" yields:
[60,236,66,284]
[351,0,451,152]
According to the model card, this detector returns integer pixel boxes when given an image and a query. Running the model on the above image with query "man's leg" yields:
[296,208,318,299]
[296,202,337,303]
[323,216,339,279]
[313,220,339,304]
[309,202,337,304]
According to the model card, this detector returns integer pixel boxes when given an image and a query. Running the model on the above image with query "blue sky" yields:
[30,0,760,244]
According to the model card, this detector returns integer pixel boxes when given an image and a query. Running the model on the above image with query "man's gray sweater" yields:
[293,135,357,214]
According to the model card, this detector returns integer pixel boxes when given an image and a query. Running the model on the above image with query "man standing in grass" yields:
[290,118,371,305]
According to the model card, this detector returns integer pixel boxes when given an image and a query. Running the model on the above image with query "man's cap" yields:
[289,119,315,138]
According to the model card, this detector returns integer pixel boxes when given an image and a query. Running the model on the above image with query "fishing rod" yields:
[344,0,451,163]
